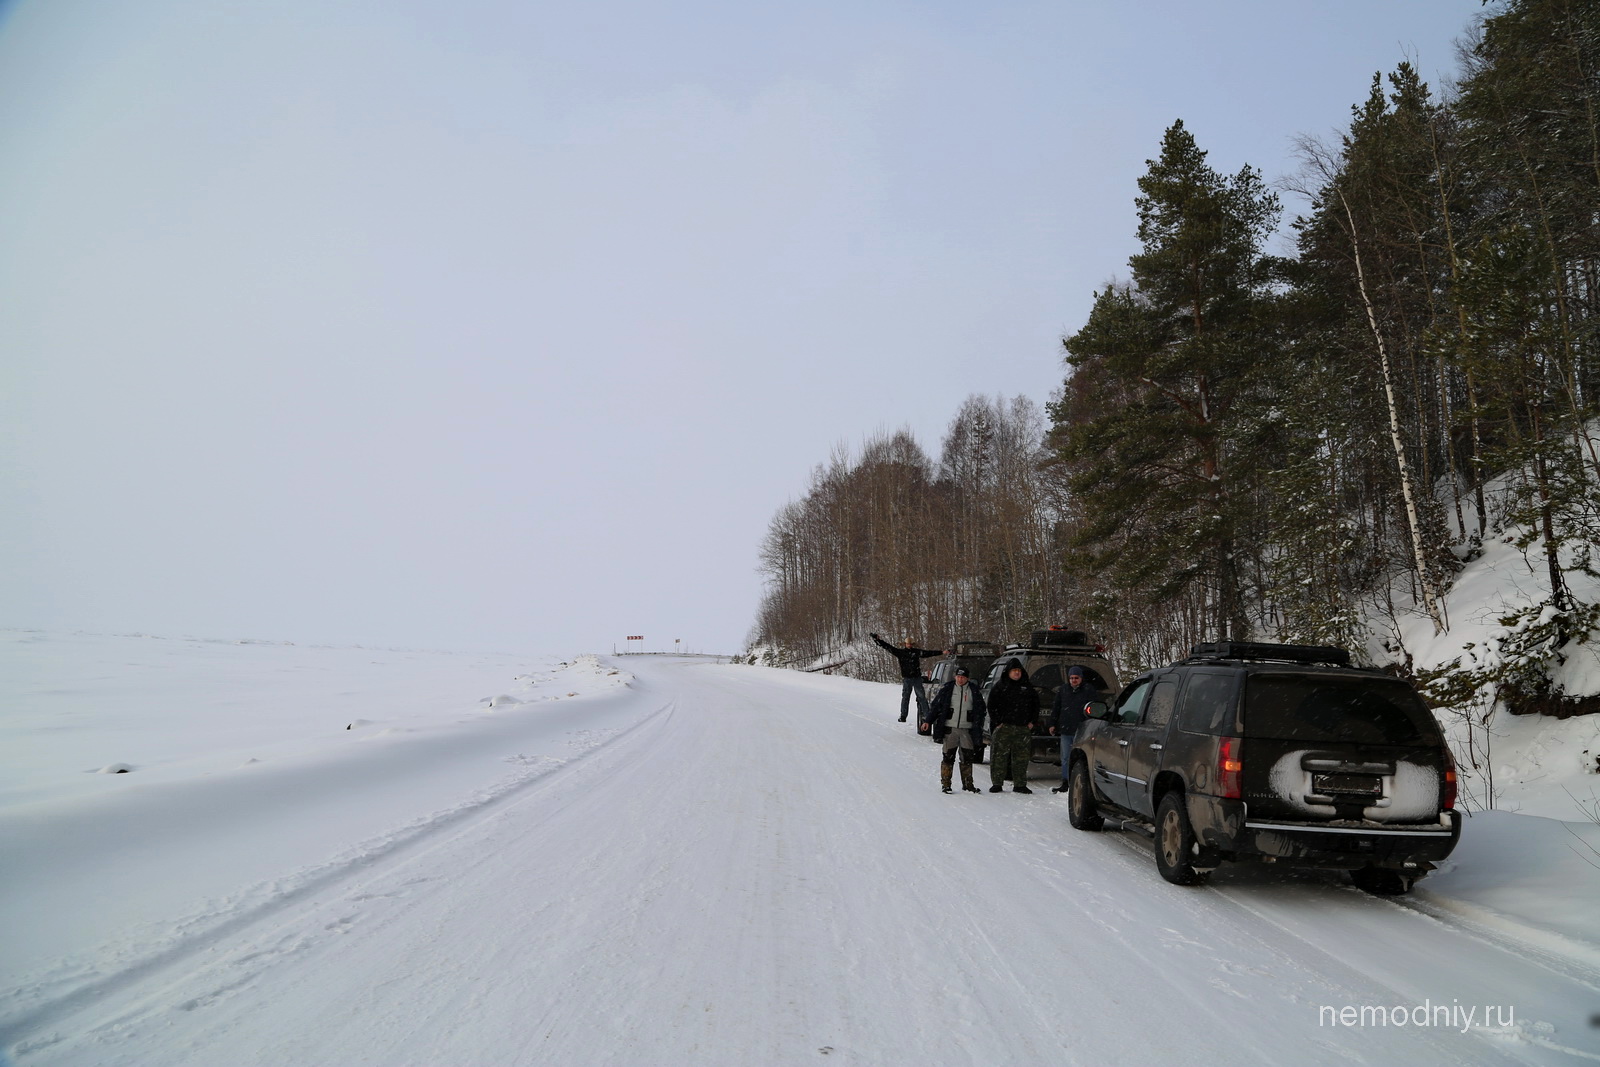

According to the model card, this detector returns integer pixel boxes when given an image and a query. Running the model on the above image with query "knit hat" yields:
[1067,665,1085,680]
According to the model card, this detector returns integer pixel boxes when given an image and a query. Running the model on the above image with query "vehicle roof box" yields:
[1030,628,1090,648]
[1189,641,1351,667]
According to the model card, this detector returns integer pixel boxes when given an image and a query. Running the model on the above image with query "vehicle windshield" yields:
[1244,674,1439,746]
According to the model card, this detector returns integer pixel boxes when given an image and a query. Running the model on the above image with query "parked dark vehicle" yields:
[1065,642,1461,894]
[920,641,1003,759]
[980,628,1121,763]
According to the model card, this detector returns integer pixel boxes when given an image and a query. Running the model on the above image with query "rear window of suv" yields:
[1244,673,1440,746]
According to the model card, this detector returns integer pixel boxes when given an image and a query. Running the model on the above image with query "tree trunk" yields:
[1338,188,1447,633]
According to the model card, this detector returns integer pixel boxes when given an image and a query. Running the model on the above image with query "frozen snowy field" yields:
[2,630,1599,1065]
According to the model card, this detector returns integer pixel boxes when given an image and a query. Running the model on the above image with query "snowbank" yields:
[1384,524,1600,821]
[1423,808,1600,963]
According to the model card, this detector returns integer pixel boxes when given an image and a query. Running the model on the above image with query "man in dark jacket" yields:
[985,658,1038,793]
[1049,664,1104,793]
[922,667,987,793]
[870,633,950,722]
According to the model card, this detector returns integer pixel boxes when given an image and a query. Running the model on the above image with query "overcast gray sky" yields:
[0,0,1482,655]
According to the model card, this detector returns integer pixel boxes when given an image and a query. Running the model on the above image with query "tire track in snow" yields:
[1083,819,1599,1061]
[707,666,1565,1063]
[15,660,1599,1065]
[1390,890,1600,990]
[1,697,678,1055]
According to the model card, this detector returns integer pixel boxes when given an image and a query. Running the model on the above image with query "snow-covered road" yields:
[4,653,1598,1065]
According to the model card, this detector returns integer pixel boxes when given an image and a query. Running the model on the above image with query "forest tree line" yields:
[751,0,1600,710]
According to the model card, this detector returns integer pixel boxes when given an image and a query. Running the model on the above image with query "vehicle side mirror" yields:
[1084,700,1109,720]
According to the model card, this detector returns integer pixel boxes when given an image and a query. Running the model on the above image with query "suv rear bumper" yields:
[1194,798,1461,870]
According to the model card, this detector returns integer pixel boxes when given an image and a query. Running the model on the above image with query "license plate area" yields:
[1312,773,1382,797]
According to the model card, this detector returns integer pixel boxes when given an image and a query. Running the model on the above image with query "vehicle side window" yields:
[1077,667,1111,690]
[1032,664,1063,690]
[1176,672,1240,734]
[1114,681,1151,724]
[1142,680,1178,728]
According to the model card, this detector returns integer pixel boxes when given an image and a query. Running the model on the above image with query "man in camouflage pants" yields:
[985,659,1038,793]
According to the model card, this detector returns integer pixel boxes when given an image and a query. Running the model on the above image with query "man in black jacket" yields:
[870,633,950,722]
[986,658,1038,793]
[1049,664,1103,793]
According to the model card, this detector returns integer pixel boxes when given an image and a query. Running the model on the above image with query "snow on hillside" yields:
[1382,511,1600,823]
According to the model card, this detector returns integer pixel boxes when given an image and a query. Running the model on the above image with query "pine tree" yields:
[1445,0,1600,698]
[1050,121,1280,645]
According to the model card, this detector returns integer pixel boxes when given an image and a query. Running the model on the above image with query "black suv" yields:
[981,628,1122,763]
[1065,642,1460,894]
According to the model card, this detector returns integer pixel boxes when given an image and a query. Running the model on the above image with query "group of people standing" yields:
[870,633,1102,795]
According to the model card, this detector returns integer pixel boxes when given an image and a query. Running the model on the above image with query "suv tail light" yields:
[1441,746,1458,811]
[1218,736,1243,799]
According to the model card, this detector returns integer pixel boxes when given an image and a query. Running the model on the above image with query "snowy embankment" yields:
[1,631,641,1049]
[2,631,1599,1065]
[1368,520,1600,959]
[1388,524,1600,822]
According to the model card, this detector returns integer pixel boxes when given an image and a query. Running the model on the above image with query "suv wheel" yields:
[1154,793,1206,886]
[1067,759,1103,832]
[1350,866,1413,896]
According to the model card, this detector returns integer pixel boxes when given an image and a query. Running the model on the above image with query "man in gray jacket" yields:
[922,667,987,793]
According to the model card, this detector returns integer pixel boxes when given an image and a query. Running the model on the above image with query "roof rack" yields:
[1187,642,1352,667]
[1030,627,1090,647]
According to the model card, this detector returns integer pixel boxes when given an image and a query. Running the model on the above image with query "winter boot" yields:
[989,785,1003,793]
[940,761,954,792]
[959,759,975,793]
[1013,785,1033,794]
[1050,783,1069,794]
[963,784,981,793]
